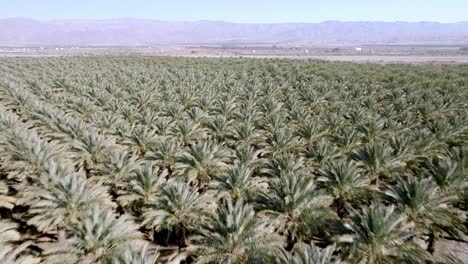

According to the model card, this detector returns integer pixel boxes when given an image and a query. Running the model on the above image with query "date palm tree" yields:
[382,176,464,254]
[94,150,141,186]
[189,197,284,264]
[233,144,263,169]
[426,157,466,194]
[204,115,232,141]
[69,132,114,175]
[228,121,263,147]
[263,127,301,157]
[43,206,143,264]
[296,120,327,145]
[261,154,305,179]
[174,141,230,187]
[276,242,338,264]
[142,180,215,248]
[210,163,268,201]
[304,139,341,168]
[0,128,65,179]
[170,118,207,145]
[124,125,158,155]
[342,202,427,264]
[351,142,406,181]
[147,139,181,174]
[118,163,167,211]
[257,173,334,246]
[111,243,160,264]
[19,162,113,232]
[318,160,375,217]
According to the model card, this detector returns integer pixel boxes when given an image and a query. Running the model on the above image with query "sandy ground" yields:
[2,53,468,64]
[165,54,468,64]
[1,46,468,64]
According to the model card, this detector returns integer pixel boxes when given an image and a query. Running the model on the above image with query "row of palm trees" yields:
[0,56,466,263]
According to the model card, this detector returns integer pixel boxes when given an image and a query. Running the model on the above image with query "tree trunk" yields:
[335,199,346,218]
[285,234,296,251]
[177,228,187,250]
[427,233,436,255]
[84,160,91,177]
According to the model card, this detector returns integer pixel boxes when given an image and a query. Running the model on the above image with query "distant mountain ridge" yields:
[1,18,468,46]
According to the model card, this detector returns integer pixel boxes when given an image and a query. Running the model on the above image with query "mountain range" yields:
[1,18,468,46]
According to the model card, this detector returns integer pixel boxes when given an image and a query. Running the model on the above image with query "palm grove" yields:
[0,56,466,263]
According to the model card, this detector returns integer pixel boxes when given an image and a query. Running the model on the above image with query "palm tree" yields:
[91,111,125,136]
[118,163,167,211]
[19,162,113,232]
[28,105,87,142]
[304,139,341,168]
[426,157,466,194]
[321,112,345,133]
[356,118,386,143]
[43,206,143,264]
[210,163,267,201]
[228,121,263,147]
[174,141,230,187]
[296,120,327,145]
[261,96,283,116]
[0,127,65,179]
[0,83,33,114]
[120,104,138,123]
[111,243,160,264]
[123,125,158,155]
[186,107,208,124]
[342,202,427,264]
[213,98,238,119]
[257,173,334,247]
[142,180,215,248]
[233,144,263,169]
[69,132,114,175]
[331,127,361,155]
[318,160,375,217]
[263,128,301,157]
[136,109,160,128]
[189,197,284,264]
[94,150,141,186]
[351,142,406,181]
[130,88,154,112]
[261,153,305,179]
[344,105,367,125]
[169,118,207,145]
[204,115,232,141]
[276,242,338,264]
[146,139,181,174]
[382,176,464,254]
[262,112,288,134]
[163,104,185,122]
[153,117,173,138]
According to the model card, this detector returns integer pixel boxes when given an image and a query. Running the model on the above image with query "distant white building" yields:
[355,47,362,51]
[305,50,309,54]
[252,50,256,53]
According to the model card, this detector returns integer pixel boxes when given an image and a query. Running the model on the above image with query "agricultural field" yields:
[0,56,467,263]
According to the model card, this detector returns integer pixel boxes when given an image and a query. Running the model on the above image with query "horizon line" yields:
[1,17,468,24]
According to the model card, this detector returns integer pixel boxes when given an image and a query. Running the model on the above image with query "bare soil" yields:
[1,45,468,64]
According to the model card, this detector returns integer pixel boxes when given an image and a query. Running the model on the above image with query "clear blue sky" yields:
[1,0,467,23]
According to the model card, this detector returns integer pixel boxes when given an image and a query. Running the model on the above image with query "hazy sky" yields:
[1,0,467,23]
